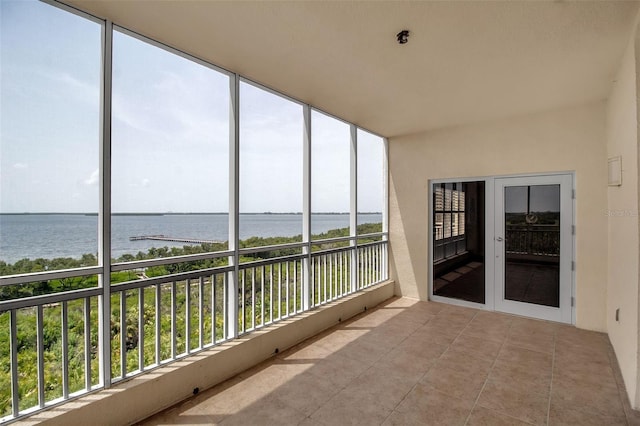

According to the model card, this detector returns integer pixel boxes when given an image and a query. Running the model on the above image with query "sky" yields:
[505,185,560,213]
[0,0,384,214]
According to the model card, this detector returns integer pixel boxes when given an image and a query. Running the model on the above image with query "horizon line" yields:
[0,211,383,215]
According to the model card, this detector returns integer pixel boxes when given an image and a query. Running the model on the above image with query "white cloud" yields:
[84,168,99,186]
[13,162,28,169]
[50,72,100,104]
[141,178,150,187]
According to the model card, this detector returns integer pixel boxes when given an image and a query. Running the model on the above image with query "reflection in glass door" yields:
[504,185,560,307]
[432,181,486,304]
[495,175,573,323]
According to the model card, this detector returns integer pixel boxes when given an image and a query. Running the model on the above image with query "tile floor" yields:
[140,297,640,425]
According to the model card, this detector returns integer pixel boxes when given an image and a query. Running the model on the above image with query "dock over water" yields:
[129,235,222,244]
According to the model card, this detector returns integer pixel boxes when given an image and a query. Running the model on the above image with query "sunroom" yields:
[1,0,640,424]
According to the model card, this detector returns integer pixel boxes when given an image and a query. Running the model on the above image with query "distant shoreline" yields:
[0,212,382,216]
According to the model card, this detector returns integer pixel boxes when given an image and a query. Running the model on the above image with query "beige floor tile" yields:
[555,327,609,348]
[477,379,550,425]
[382,297,421,309]
[506,330,555,354]
[554,339,611,363]
[336,335,394,365]
[393,336,448,360]
[358,329,408,349]
[185,366,295,416]
[548,400,627,426]
[420,364,488,401]
[169,399,228,425]
[624,406,640,426]
[141,411,223,426]
[436,347,494,376]
[436,310,477,325]
[280,338,339,361]
[410,326,459,346]
[375,347,436,378]
[340,366,417,410]
[347,306,402,327]
[510,316,558,334]
[218,395,306,426]
[365,318,422,344]
[297,416,327,426]
[310,386,393,426]
[471,311,514,326]
[420,319,467,337]
[462,323,510,343]
[450,333,503,362]
[393,308,436,326]
[489,359,551,396]
[305,352,370,389]
[466,406,532,426]
[551,378,626,418]
[438,303,479,316]
[312,328,369,351]
[411,300,447,314]
[552,360,618,389]
[386,383,473,425]
[269,369,341,416]
[139,298,640,426]
[498,344,553,371]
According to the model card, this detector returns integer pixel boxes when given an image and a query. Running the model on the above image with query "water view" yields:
[0,213,382,263]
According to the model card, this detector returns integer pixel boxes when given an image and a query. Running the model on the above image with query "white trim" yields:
[227,73,240,339]
[350,125,358,292]
[302,105,312,310]
[99,19,113,389]
[428,172,576,324]
[382,138,389,237]
[494,174,573,324]
[44,0,104,25]
[486,179,496,310]
[428,178,494,311]
[113,26,234,78]
[239,77,306,107]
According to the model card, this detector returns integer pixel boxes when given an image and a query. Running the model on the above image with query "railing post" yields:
[383,137,389,280]
[350,125,358,293]
[302,105,312,311]
[98,20,113,389]
[226,73,240,339]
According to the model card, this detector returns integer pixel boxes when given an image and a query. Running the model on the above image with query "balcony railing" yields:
[505,225,560,257]
[0,236,387,422]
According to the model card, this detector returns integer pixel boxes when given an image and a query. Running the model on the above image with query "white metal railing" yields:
[237,255,304,334]
[0,238,387,422]
[108,266,232,381]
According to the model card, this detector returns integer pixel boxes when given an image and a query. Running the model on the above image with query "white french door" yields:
[429,173,574,323]
[494,174,573,323]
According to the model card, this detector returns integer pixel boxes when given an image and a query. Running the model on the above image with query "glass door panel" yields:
[504,185,560,307]
[432,181,485,304]
[495,175,572,323]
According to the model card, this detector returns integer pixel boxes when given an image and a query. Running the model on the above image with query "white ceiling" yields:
[65,0,640,138]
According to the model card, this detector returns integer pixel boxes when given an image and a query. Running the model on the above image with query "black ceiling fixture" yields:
[397,30,409,44]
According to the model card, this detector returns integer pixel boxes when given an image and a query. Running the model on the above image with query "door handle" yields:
[496,237,504,242]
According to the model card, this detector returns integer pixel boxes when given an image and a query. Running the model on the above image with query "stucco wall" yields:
[388,102,608,332]
[606,27,640,408]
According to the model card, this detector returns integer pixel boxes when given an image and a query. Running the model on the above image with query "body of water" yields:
[0,213,382,263]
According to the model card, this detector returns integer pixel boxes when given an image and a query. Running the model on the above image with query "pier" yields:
[129,235,222,244]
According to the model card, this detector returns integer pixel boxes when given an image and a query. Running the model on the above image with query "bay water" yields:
[0,213,382,263]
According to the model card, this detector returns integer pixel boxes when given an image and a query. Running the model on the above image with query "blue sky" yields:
[1,0,384,214]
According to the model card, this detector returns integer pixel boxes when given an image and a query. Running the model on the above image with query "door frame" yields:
[427,172,576,324]
[494,174,574,323]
